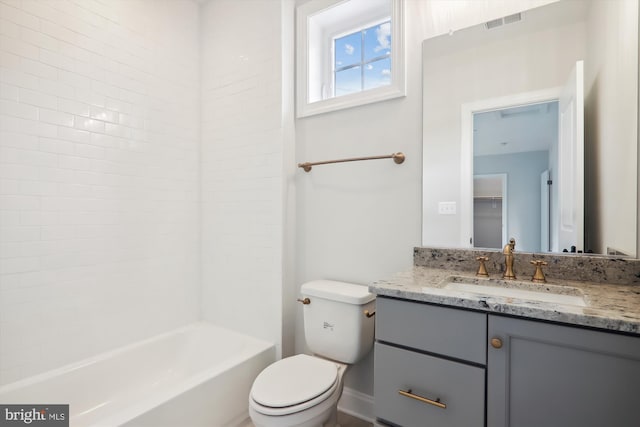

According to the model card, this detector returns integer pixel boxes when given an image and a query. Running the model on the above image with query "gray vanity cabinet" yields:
[374,297,486,427]
[488,315,640,427]
[374,296,640,427]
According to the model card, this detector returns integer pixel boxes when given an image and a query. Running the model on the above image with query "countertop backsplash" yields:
[413,247,640,285]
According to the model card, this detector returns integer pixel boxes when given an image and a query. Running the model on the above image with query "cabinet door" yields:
[488,315,640,427]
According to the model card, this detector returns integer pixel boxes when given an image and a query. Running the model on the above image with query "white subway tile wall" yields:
[0,0,200,384]
[200,0,284,349]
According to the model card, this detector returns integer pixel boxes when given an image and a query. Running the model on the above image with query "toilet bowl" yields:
[249,354,347,427]
[248,280,376,427]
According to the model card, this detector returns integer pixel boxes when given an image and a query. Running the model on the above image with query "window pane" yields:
[335,66,361,96]
[364,57,391,90]
[364,22,391,62]
[335,32,361,69]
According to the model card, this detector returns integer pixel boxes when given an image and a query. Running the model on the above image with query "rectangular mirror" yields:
[422,0,638,256]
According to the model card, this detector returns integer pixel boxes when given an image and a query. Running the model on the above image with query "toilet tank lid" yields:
[301,280,375,305]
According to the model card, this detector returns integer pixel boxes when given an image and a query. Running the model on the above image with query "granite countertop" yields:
[369,266,640,335]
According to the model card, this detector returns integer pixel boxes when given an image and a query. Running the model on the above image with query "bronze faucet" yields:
[531,260,548,283]
[502,238,516,279]
[476,256,489,277]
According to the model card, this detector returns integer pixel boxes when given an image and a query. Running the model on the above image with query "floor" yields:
[336,412,373,427]
[241,411,373,427]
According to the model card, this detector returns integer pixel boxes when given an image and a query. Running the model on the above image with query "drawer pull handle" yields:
[398,389,447,409]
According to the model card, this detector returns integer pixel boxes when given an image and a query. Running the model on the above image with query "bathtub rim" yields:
[96,330,275,427]
[0,321,275,426]
[0,321,272,393]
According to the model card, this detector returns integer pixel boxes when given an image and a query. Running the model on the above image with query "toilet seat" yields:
[250,354,340,416]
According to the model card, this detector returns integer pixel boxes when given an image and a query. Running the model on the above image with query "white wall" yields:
[200,0,293,357]
[294,0,557,397]
[0,0,200,384]
[584,0,638,256]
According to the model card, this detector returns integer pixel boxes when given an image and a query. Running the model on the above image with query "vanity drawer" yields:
[374,342,485,427]
[376,297,487,364]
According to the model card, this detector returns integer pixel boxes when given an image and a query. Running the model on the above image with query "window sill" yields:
[297,83,405,118]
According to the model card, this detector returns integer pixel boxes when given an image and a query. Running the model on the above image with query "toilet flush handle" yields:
[296,297,311,305]
[364,310,376,318]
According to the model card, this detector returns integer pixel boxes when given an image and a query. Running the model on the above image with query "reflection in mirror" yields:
[473,173,507,249]
[422,0,638,256]
[473,101,560,252]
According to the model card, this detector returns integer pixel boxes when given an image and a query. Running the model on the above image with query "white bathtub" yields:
[0,322,275,427]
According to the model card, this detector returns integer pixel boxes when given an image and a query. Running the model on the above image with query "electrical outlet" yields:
[438,201,457,215]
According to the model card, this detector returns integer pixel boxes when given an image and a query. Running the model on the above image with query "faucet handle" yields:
[476,256,489,277]
[530,260,548,283]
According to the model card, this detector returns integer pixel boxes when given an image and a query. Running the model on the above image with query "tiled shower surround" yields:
[0,0,288,386]
[0,0,201,384]
[199,0,287,357]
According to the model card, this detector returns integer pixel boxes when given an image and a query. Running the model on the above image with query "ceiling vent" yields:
[504,12,522,25]
[485,12,523,30]
[485,18,503,30]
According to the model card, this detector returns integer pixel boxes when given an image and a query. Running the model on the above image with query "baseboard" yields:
[337,387,375,423]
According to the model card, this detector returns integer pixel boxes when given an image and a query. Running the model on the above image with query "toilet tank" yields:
[301,280,376,364]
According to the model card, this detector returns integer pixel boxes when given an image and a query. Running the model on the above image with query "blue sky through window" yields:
[334,21,391,96]
[364,57,391,90]
[335,32,361,69]
[364,22,391,61]
[336,66,361,96]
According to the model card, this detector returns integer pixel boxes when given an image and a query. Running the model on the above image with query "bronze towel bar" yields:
[298,152,405,172]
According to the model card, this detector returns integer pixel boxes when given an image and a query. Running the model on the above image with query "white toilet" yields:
[248,280,376,427]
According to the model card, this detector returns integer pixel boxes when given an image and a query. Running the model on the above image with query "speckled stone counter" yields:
[370,248,640,335]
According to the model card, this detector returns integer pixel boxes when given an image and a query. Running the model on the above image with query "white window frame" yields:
[296,0,405,118]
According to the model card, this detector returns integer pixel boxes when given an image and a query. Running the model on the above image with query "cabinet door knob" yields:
[491,337,503,349]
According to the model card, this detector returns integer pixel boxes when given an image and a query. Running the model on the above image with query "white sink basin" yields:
[438,279,587,307]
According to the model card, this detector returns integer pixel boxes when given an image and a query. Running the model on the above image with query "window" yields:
[296,0,405,118]
[334,21,392,96]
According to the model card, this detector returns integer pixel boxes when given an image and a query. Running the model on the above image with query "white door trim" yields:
[460,87,562,248]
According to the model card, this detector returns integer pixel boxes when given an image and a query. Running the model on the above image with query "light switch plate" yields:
[438,201,457,215]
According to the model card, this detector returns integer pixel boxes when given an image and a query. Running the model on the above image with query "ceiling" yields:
[473,100,559,156]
